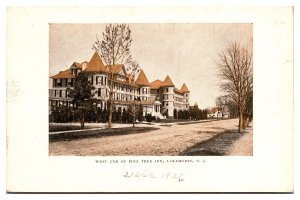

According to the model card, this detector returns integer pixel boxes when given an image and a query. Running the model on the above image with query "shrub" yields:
[145,114,153,122]
[50,106,73,123]
[116,107,122,123]
[137,104,144,122]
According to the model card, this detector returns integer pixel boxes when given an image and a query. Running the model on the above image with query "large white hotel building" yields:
[49,51,190,119]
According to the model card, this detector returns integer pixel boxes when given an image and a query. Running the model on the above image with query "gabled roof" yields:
[50,69,74,79]
[150,75,176,89]
[180,83,190,93]
[73,62,82,69]
[84,51,108,73]
[150,79,164,89]
[109,64,124,74]
[135,70,150,86]
[174,87,183,94]
[163,75,175,87]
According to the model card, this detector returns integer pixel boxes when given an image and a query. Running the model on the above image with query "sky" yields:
[49,23,252,109]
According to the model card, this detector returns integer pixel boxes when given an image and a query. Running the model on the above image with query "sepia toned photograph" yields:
[6,6,294,193]
[48,23,253,156]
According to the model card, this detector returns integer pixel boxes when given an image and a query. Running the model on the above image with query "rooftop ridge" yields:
[135,69,150,86]
[163,75,175,87]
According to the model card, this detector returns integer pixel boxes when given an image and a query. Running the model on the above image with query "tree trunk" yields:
[243,114,248,129]
[238,109,243,133]
[108,72,113,129]
[108,92,113,128]
[80,116,85,129]
[132,103,136,128]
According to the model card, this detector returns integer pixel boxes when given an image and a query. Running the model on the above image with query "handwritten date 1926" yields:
[123,171,184,182]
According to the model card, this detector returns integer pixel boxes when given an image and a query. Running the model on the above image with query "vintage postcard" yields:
[48,23,253,156]
[6,6,293,192]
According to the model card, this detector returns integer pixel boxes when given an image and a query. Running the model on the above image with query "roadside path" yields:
[49,119,252,156]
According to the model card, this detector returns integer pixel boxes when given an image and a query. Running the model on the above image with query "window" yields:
[56,79,62,87]
[59,90,62,97]
[98,89,101,97]
[105,77,107,85]
[67,79,73,86]
[166,88,168,92]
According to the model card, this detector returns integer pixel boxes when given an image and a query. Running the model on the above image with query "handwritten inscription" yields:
[123,171,184,182]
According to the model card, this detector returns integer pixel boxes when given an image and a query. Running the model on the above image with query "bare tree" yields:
[216,95,239,119]
[127,60,141,127]
[93,24,133,128]
[215,96,227,119]
[217,42,253,132]
[243,90,253,128]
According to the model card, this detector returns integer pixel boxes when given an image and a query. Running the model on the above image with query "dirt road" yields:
[49,119,252,156]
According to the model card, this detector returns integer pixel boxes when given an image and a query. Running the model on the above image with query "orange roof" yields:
[149,75,176,89]
[109,64,124,74]
[84,51,108,73]
[174,87,183,94]
[135,70,150,86]
[180,83,190,93]
[163,75,175,87]
[50,69,74,79]
[150,79,164,89]
[73,62,82,68]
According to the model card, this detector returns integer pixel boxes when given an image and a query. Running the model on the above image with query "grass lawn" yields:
[49,126,160,142]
